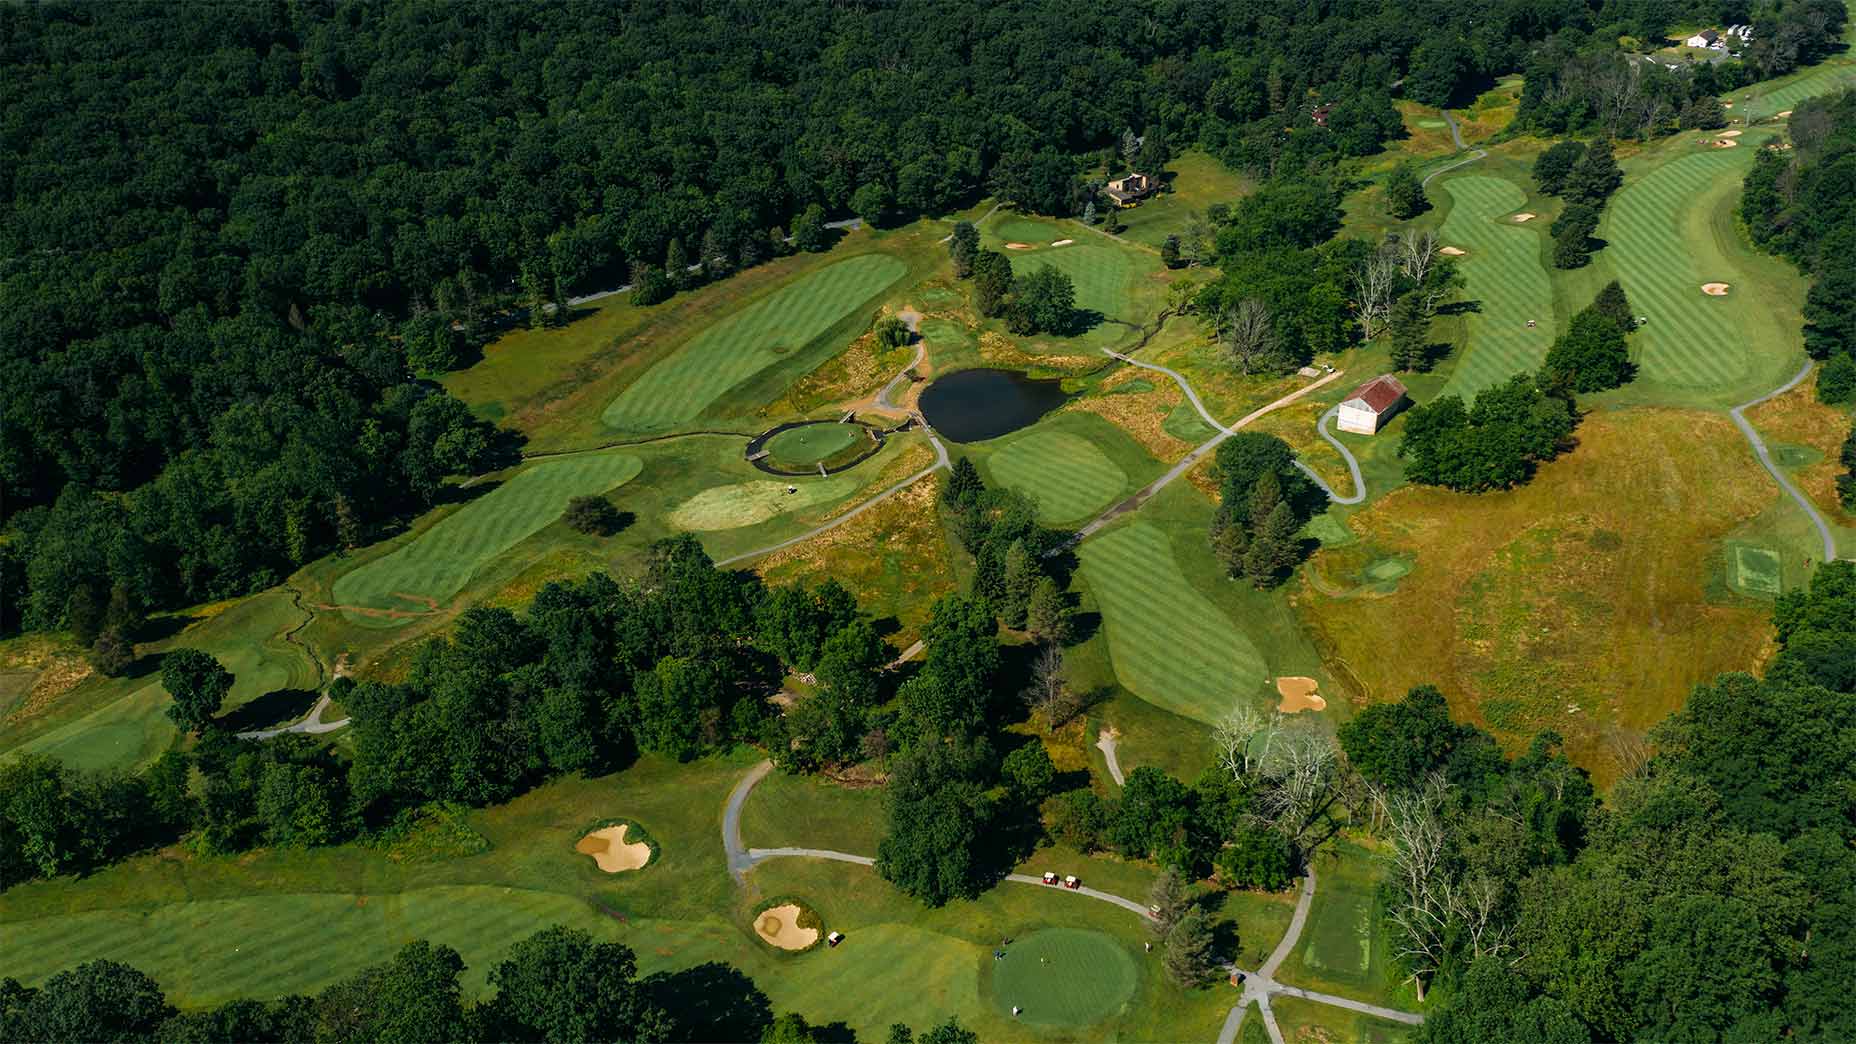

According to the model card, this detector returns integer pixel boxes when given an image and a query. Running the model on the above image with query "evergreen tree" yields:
[1389,291,1431,371]
[1148,869,1193,942]
[1160,233,1180,268]
[999,540,1037,628]
[971,251,1014,316]
[665,237,692,289]
[1083,200,1099,227]
[1543,310,1633,392]
[1564,139,1623,207]
[1591,281,1635,331]
[1532,140,1587,196]
[948,222,979,277]
[1552,227,1592,269]
[1163,908,1220,986]
[1818,353,1856,404]
[1384,163,1429,219]
[1025,577,1069,645]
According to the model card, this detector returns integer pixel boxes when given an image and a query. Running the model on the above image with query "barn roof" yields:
[1342,374,1408,414]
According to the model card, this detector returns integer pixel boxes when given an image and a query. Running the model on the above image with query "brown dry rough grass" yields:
[1745,378,1856,525]
[757,459,954,637]
[1294,408,1778,785]
[1063,367,1192,461]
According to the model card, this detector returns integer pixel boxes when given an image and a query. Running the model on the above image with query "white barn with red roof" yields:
[1335,374,1408,434]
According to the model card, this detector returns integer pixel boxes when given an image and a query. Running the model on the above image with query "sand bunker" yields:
[1512,212,1536,223]
[1718,129,1743,138]
[1050,238,1074,246]
[1701,283,1731,296]
[1005,242,1033,250]
[1714,138,1740,148]
[576,824,652,873]
[1439,246,1467,256]
[1779,110,1793,117]
[755,904,819,951]
[1275,677,1327,714]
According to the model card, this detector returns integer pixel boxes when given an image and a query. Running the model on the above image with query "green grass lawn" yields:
[987,927,1138,1027]
[3,591,322,773]
[1269,994,1418,1044]
[1570,132,1805,410]
[1077,521,1267,724]
[331,450,644,617]
[1115,151,1253,250]
[762,423,863,466]
[602,254,908,432]
[987,430,1130,524]
[1433,174,1555,399]
[1274,840,1416,1010]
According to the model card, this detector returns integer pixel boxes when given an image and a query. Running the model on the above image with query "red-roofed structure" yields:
[1336,374,1408,434]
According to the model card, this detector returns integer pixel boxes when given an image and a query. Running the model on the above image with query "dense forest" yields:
[5,0,1845,644]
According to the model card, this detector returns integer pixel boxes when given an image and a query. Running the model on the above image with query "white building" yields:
[1335,374,1409,435]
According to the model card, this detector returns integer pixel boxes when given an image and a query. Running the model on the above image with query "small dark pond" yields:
[918,368,1068,443]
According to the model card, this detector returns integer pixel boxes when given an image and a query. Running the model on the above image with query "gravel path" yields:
[1731,359,1839,562]
[716,311,950,568]
[1292,406,1367,505]
[1095,729,1126,785]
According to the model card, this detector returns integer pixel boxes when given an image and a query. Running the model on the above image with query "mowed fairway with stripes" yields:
[1078,522,1267,723]
[1015,243,1142,321]
[1437,175,1555,399]
[1595,140,1800,406]
[0,886,621,1006]
[987,430,1128,523]
[602,254,907,431]
[332,451,642,615]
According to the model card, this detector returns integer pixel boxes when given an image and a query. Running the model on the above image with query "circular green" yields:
[986,928,1137,1027]
[763,423,864,466]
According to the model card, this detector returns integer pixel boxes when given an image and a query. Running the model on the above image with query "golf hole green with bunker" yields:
[983,927,1138,1029]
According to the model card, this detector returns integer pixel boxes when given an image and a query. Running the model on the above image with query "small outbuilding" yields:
[1686,28,1720,47]
[1335,374,1409,435]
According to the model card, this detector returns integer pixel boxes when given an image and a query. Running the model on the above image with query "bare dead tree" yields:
[1215,298,1284,375]
[1444,872,1513,963]
[1377,774,1452,1000]
[1399,229,1439,286]
[1213,703,1284,780]
[1022,643,1078,730]
[1352,246,1401,340]
[1606,727,1654,781]
[1255,728,1342,846]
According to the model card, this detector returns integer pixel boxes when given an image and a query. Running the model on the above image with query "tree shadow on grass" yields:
[643,962,773,1043]
[216,688,321,733]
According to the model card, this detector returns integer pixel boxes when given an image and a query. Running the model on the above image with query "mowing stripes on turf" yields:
[1017,244,1140,321]
[1437,176,1555,399]
[332,452,643,613]
[1078,523,1267,723]
[603,255,907,431]
[1600,149,1757,390]
[987,431,1127,523]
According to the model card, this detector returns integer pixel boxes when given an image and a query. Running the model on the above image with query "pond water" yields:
[918,368,1068,443]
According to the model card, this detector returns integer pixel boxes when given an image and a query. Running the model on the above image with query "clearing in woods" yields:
[601,254,908,431]
[1434,174,1555,399]
[1077,522,1268,724]
[331,451,643,618]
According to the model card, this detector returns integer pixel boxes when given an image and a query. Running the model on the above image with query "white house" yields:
[1685,28,1720,48]
[1335,374,1409,435]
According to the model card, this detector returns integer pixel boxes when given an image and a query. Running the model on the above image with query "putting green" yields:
[986,928,1137,1027]
[603,254,907,431]
[1732,544,1783,596]
[333,452,642,614]
[763,424,864,467]
[1436,175,1554,398]
[1078,522,1268,722]
[988,431,1127,523]
[992,217,1068,244]
[668,477,859,531]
